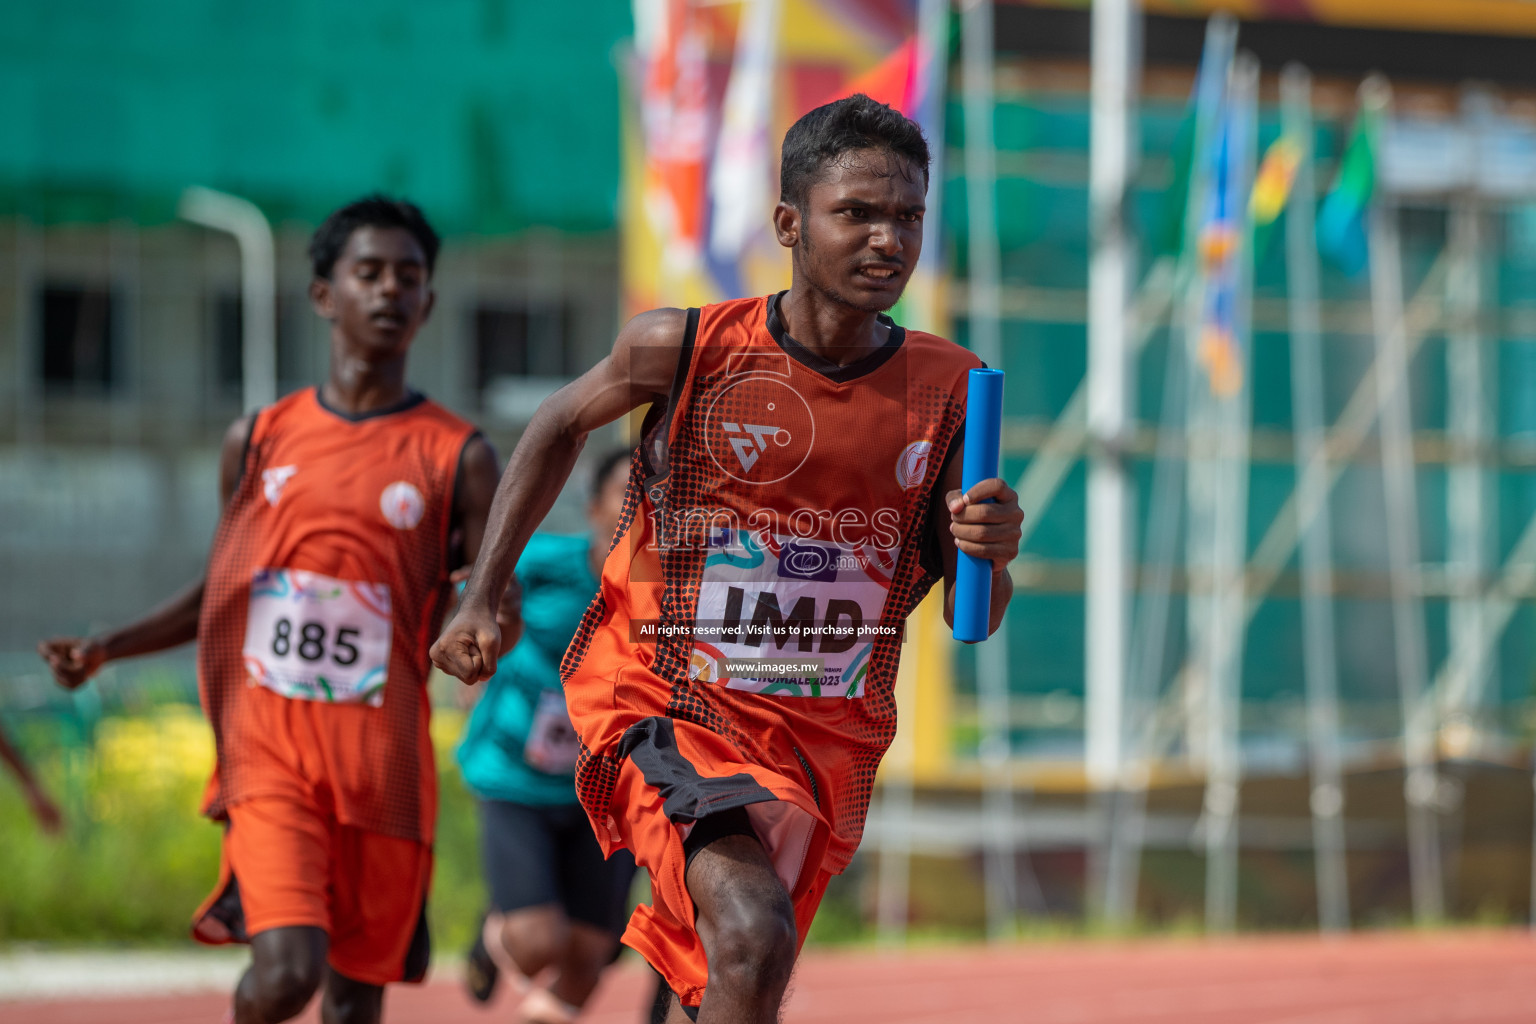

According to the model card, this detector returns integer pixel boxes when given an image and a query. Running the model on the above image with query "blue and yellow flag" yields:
[1197,88,1247,399]
[1248,134,1301,261]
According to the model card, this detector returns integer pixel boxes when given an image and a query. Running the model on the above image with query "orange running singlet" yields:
[198,388,477,843]
[564,293,979,878]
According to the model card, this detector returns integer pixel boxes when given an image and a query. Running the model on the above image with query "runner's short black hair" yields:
[592,447,632,496]
[779,93,930,209]
[308,195,440,280]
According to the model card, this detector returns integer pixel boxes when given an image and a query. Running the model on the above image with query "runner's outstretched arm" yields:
[931,449,1023,639]
[36,413,253,690]
[432,309,686,685]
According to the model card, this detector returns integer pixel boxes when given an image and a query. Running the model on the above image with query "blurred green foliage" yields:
[10,705,1521,953]
[0,704,862,953]
[0,706,222,943]
[0,705,491,950]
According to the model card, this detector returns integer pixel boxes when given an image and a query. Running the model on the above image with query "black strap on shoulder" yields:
[235,415,257,488]
[224,407,263,500]
[641,307,701,506]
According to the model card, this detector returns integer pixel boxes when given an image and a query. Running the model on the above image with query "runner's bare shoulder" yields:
[612,307,690,401]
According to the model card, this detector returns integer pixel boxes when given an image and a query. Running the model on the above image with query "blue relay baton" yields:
[953,368,1005,643]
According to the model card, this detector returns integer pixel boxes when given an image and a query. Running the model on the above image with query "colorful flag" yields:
[1196,90,1246,399]
[622,0,927,314]
[636,0,710,270]
[1248,133,1301,261]
[1316,105,1378,277]
[709,0,782,264]
[835,37,921,113]
[1156,21,1232,259]
[1250,135,1301,224]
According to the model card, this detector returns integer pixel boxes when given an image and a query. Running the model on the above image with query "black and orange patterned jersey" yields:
[564,293,980,872]
[198,388,477,844]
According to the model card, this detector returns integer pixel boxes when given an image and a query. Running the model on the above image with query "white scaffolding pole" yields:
[960,1,1000,371]
[1281,64,1350,933]
[960,0,1017,940]
[1085,0,1141,920]
[1196,52,1256,934]
[1443,185,1495,749]
[1178,15,1237,772]
[1103,260,1188,925]
[1085,0,1139,806]
[1365,78,1445,924]
[179,187,277,412]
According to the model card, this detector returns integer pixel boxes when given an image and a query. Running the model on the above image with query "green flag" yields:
[1317,106,1378,276]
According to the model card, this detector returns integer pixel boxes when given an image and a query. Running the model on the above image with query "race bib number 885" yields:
[242,568,392,707]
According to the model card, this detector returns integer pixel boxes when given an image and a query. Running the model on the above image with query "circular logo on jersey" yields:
[703,376,815,485]
[689,644,724,684]
[895,440,933,489]
[781,541,835,579]
[380,481,425,530]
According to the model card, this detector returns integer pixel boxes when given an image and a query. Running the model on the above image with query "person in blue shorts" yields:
[458,448,638,1024]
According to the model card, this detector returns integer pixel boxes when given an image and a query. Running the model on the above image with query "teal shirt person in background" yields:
[457,529,595,806]
[456,448,637,1024]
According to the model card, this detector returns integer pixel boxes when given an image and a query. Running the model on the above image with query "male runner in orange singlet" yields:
[434,95,1023,1023]
[39,196,499,1024]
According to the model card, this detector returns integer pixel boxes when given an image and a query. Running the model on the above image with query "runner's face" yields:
[314,226,434,357]
[782,147,926,313]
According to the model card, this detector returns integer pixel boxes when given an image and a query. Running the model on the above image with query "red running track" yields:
[9,931,1536,1024]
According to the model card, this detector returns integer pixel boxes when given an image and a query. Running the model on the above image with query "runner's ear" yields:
[309,276,334,319]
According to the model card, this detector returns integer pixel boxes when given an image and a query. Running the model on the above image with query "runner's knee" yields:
[247,937,326,1019]
[686,823,798,995]
[499,906,570,975]
[262,959,323,1013]
[321,969,383,1024]
[703,890,792,994]
[699,874,797,996]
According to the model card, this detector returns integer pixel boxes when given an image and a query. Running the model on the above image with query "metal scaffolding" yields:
[1281,63,1351,933]
[866,7,1536,942]
[1084,0,1140,921]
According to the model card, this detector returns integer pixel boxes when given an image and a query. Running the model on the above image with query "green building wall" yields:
[0,0,632,234]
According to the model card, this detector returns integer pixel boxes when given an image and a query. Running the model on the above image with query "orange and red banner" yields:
[622,0,939,315]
